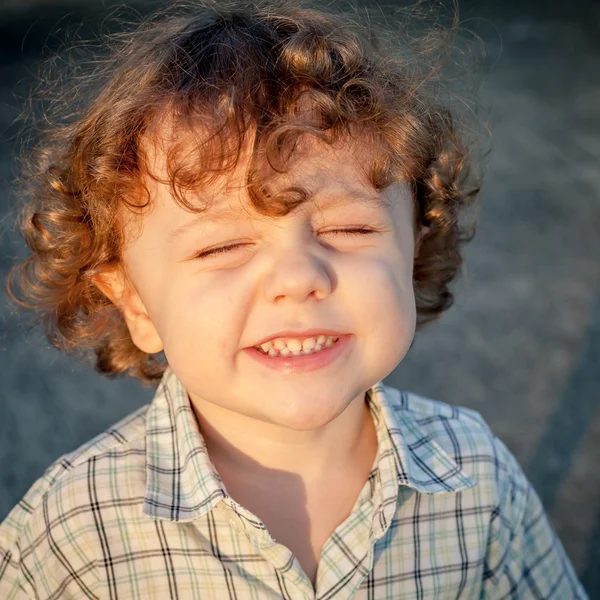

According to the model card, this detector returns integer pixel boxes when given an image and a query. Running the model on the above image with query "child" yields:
[0,1,587,598]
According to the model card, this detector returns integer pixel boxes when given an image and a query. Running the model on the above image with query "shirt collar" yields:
[143,369,475,522]
[367,382,476,494]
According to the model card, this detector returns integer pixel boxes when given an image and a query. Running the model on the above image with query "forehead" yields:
[138,123,396,224]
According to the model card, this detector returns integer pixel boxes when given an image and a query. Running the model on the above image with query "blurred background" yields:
[0,0,599,596]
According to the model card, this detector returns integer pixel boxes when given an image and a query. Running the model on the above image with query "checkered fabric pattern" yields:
[0,367,587,599]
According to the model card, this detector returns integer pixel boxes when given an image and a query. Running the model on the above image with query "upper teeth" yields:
[257,335,338,356]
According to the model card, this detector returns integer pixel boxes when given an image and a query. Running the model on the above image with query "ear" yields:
[93,268,164,355]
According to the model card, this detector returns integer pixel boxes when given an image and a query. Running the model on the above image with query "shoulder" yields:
[0,403,150,551]
[381,386,587,597]
[0,404,151,597]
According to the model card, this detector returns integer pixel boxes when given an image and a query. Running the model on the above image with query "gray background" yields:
[0,0,599,597]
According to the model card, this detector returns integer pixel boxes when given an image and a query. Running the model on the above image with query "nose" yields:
[263,246,334,303]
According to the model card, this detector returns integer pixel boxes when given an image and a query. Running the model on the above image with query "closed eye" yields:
[193,243,250,259]
[193,228,377,259]
[320,227,379,236]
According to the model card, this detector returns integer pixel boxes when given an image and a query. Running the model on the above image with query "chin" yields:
[255,387,360,431]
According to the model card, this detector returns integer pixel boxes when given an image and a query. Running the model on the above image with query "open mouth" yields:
[254,335,340,358]
[245,334,350,373]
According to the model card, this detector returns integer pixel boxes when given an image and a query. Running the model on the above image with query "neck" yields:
[190,391,376,484]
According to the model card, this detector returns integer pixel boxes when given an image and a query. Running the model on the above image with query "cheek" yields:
[345,245,415,314]
[343,253,416,357]
[156,273,251,367]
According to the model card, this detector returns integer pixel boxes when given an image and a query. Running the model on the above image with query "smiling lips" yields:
[246,333,350,372]
[255,335,340,357]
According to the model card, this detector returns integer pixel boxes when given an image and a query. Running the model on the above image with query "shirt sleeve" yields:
[482,437,588,600]
[0,537,30,599]
[0,461,99,600]
[0,478,47,599]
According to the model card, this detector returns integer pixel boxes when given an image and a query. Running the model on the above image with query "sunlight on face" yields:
[119,135,419,432]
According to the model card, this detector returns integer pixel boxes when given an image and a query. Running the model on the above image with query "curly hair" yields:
[7,0,482,385]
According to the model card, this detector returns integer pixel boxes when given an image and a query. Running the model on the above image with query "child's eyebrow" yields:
[167,207,252,241]
[167,188,386,242]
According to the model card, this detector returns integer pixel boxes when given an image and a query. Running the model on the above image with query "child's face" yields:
[107,136,420,431]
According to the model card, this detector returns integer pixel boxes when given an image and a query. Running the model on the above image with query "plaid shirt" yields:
[0,368,587,599]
